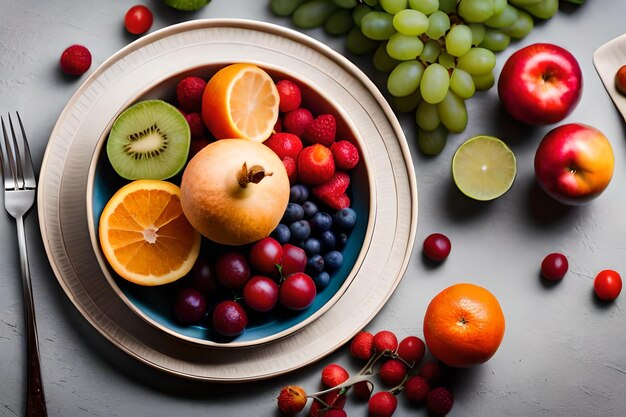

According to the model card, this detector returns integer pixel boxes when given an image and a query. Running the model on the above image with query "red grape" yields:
[541,253,568,280]
[423,233,451,261]
[250,237,283,274]
[243,276,279,312]
[212,301,248,337]
[174,288,207,325]
[281,244,307,276]
[215,252,250,290]
[279,272,316,310]
[594,270,622,301]
[124,5,153,35]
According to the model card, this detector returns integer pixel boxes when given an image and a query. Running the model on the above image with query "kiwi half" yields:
[106,100,190,180]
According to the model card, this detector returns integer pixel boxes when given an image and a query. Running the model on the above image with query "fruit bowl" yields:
[89,63,373,347]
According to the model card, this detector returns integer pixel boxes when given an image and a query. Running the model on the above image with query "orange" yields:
[423,283,505,368]
[98,180,201,286]
[202,63,279,143]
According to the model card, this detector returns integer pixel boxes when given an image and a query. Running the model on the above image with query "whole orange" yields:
[423,283,505,367]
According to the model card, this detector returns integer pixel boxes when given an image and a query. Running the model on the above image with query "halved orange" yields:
[98,180,201,286]
[202,63,280,143]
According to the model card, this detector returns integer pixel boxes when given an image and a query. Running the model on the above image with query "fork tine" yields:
[15,112,36,189]
[0,116,17,190]
[7,113,25,189]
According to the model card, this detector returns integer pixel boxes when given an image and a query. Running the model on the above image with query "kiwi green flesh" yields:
[106,100,190,180]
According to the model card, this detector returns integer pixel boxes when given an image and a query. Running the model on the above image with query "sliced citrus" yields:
[452,135,517,201]
[202,63,279,143]
[98,180,201,286]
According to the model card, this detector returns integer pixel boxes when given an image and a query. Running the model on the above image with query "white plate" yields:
[593,33,626,121]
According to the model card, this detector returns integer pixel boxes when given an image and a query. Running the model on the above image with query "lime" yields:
[164,0,210,11]
[452,135,516,201]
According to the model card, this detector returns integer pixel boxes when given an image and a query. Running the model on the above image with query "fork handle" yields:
[16,216,48,417]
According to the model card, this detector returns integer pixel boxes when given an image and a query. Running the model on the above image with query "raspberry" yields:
[277,385,307,416]
[396,336,426,365]
[353,380,373,400]
[282,157,298,185]
[350,331,374,360]
[379,359,407,387]
[59,44,92,76]
[184,112,206,139]
[284,108,314,137]
[297,144,335,185]
[265,132,303,160]
[368,391,397,417]
[274,117,283,133]
[304,114,336,146]
[311,172,351,211]
[276,80,302,113]
[373,330,398,354]
[176,76,206,113]
[189,137,212,158]
[321,363,349,388]
[330,140,360,171]
[403,376,430,404]
[418,361,443,384]
[426,387,454,416]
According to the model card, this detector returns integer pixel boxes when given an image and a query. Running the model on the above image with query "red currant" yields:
[541,252,568,280]
[243,276,279,312]
[124,5,153,35]
[594,269,622,301]
[423,233,451,262]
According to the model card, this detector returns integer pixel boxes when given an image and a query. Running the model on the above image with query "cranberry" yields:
[188,257,217,294]
[212,301,248,337]
[423,233,451,261]
[541,252,568,280]
[280,244,307,276]
[173,288,207,325]
[243,276,279,312]
[279,272,316,310]
[594,270,622,301]
[397,335,426,364]
[215,251,250,290]
[249,237,283,274]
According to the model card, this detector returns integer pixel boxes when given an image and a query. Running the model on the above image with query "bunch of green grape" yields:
[270,0,559,155]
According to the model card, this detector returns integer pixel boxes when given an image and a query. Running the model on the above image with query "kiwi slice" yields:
[106,100,190,180]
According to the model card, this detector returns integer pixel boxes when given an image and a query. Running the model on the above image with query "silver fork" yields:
[1,112,47,417]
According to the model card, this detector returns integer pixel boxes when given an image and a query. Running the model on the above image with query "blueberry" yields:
[289,220,311,242]
[333,207,357,230]
[319,230,336,250]
[282,203,304,224]
[307,254,325,273]
[324,251,344,270]
[271,224,291,245]
[313,271,331,289]
[302,201,319,218]
[335,232,348,250]
[303,238,322,256]
[289,184,309,204]
[310,211,333,233]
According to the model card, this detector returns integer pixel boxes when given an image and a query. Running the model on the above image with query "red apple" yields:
[498,43,583,125]
[534,123,614,205]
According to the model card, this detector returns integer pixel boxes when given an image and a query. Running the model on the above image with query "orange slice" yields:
[98,180,201,286]
[202,63,280,143]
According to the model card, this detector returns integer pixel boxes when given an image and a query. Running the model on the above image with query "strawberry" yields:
[350,330,374,360]
[284,108,314,137]
[184,112,206,139]
[59,44,92,76]
[311,172,350,210]
[353,380,373,401]
[176,76,207,113]
[265,132,303,160]
[426,387,454,416]
[330,140,360,170]
[298,144,335,185]
[274,117,283,133]
[418,361,443,384]
[277,385,307,416]
[276,79,302,113]
[379,359,407,387]
[403,376,430,404]
[321,363,349,388]
[373,330,398,354]
[396,336,426,365]
[304,114,336,146]
[368,391,397,417]
[282,157,298,185]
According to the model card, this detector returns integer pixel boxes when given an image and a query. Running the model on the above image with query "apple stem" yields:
[237,162,272,188]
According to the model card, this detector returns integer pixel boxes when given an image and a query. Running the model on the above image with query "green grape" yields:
[472,71,495,91]
[332,0,358,8]
[373,42,400,72]
[270,0,306,16]
[438,51,456,69]
[394,89,421,113]
[492,0,507,14]
[457,0,495,23]
[361,11,396,40]
[420,39,442,63]
[353,4,373,27]
[380,0,408,14]
[387,33,424,60]
[437,91,467,133]
[417,125,448,156]
[501,9,534,39]
[437,0,457,13]
[449,68,475,99]
[325,9,355,35]
[393,9,429,36]
[479,28,511,52]
[468,23,486,45]
[425,10,450,39]
[445,24,473,57]
[484,4,518,28]
[363,0,379,5]
[387,60,425,97]
[293,0,338,29]
[415,100,440,131]
[408,0,439,15]
[509,0,543,5]
[345,26,380,54]
[420,63,449,104]
[519,0,558,20]
[457,47,495,75]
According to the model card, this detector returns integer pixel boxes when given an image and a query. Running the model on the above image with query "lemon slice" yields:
[452,135,517,201]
